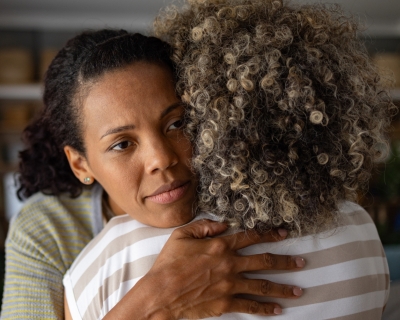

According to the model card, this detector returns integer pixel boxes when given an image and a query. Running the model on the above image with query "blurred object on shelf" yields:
[365,141,400,244]
[384,245,400,281]
[365,199,400,245]
[373,53,400,88]
[3,172,23,222]
[382,279,400,320]
[0,48,34,84]
[0,84,42,100]
[378,141,400,202]
[1,138,24,167]
[0,172,4,224]
[40,48,58,80]
[0,102,31,129]
[0,101,37,172]
[390,116,400,140]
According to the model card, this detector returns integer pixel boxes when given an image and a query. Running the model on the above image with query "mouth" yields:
[146,180,191,205]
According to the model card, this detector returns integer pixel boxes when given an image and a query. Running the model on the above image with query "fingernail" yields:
[293,287,303,296]
[295,257,305,268]
[274,307,282,315]
[278,228,287,238]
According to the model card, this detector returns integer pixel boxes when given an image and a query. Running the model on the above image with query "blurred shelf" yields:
[0,84,42,101]
[0,12,152,32]
[0,124,26,135]
[0,84,399,102]
[0,163,17,174]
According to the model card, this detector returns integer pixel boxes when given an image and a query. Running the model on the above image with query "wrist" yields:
[104,272,175,320]
[138,272,176,320]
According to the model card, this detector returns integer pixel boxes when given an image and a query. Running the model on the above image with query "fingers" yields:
[176,220,289,249]
[225,228,288,250]
[239,278,303,299]
[226,299,283,316]
[239,252,306,272]
[174,219,229,240]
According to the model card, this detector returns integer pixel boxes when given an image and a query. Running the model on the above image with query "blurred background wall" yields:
[0,0,399,316]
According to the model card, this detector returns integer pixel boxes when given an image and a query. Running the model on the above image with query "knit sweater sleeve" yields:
[1,190,96,319]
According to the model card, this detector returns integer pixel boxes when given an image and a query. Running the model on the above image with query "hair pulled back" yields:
[18,29,175,199]
[155,0,397,235]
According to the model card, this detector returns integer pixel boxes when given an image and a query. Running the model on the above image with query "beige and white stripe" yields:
[63,201,390,320]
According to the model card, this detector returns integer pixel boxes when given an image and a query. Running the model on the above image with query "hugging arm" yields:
[97,219,304,320]
[2,236,66,319]
[2,202,94,320]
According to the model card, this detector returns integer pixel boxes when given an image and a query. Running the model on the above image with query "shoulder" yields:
[14,187,92,217]
[332,200,381,244]
[337,200,374,224]
[286,201,382,254]
[64,216,175,318]
[9,188,93,234]
[238,202,390,319]
[70,215,173,270]
[6,188,97,269]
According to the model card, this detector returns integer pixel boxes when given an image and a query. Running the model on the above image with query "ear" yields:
[64,146,94,184]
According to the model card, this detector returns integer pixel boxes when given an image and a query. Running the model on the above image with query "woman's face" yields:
[68,62,197,228]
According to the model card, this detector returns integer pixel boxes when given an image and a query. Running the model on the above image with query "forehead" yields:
[80,62,179,131]
[86,61,174,95]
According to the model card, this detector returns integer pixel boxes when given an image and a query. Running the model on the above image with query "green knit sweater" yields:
[1,185,103,319]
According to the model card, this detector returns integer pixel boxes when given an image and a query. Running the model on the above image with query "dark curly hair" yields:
[154,0,398,235]
[18,29,175,200]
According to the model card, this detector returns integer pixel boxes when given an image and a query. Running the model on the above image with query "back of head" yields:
[18,29,174,199]
[155,0,397,235]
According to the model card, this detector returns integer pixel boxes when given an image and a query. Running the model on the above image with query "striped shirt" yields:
[64,201,390,320]
[1,184,104,319]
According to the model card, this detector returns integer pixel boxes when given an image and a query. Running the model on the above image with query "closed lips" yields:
[146,181,190,204]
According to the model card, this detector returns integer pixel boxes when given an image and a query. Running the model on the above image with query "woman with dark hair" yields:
[64,0,395,319]
[1,29,304,319]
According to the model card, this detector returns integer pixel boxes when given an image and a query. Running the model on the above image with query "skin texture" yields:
[65,62,197,228]
[64,61,305,319]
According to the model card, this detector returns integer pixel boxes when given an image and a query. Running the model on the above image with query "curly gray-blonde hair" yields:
[154,0,397,235]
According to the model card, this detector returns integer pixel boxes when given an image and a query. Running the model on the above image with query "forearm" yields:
[103,272,173,320]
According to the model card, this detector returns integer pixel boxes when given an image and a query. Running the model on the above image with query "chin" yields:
[156,211,194,228]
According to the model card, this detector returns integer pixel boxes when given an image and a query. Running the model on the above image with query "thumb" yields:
[176,219,229,239]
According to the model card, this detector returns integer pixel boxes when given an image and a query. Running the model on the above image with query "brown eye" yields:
[168,119,184,131]
[111,140,132,151]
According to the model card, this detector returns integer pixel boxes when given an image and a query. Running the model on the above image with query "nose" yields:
[144,135,179,174]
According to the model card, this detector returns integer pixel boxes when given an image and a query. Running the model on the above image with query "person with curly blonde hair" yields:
[63,0,396,319]
[155,0,396,236]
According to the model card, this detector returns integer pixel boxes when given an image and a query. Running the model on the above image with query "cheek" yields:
[114,163,141,194]
[103,166,143,213]
[180,138,194,166]
[94,157,141,197]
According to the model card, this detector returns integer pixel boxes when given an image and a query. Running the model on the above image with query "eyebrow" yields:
[100,125,136,140]
[100,102,185,140]
[160,102,185,119]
